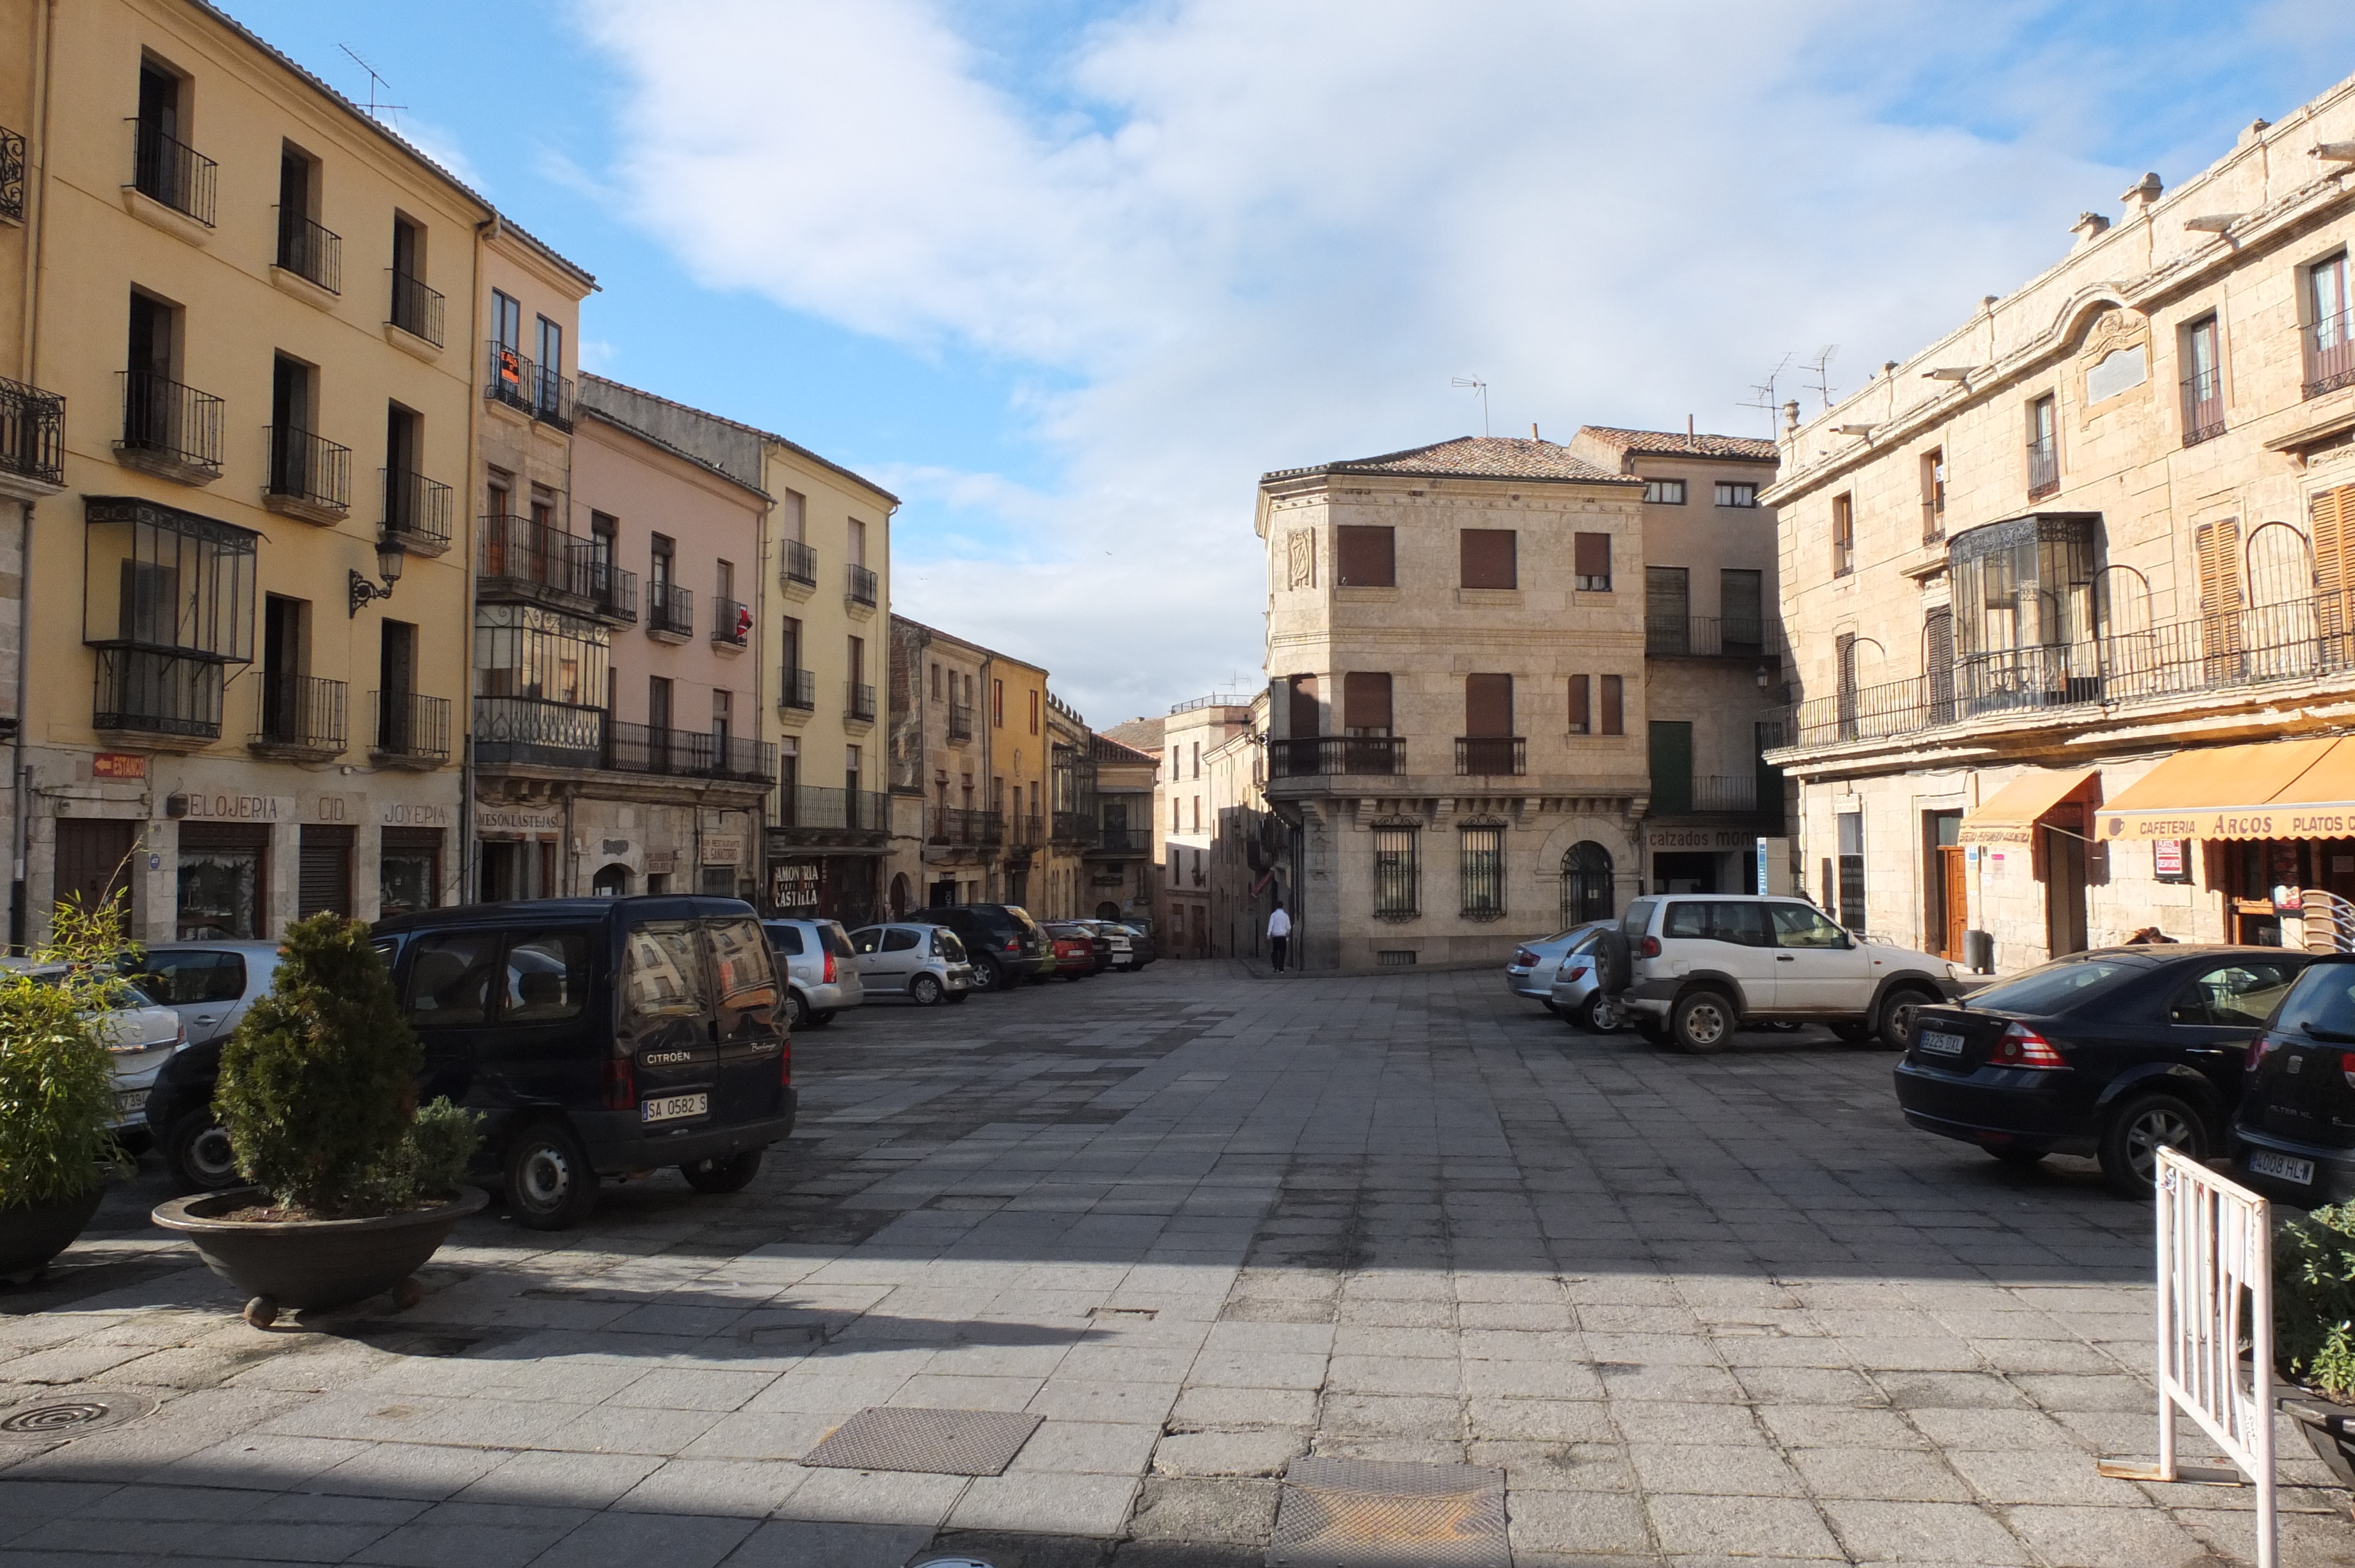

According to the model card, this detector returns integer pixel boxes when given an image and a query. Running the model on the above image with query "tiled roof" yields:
[1091,733,1157,766]
[580,374,900,505]
[1264,437,1639,486]
[1576,426,1780,463]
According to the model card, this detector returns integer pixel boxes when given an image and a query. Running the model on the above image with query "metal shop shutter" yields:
[298,824,353,919]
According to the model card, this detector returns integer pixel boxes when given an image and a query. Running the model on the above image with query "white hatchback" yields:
[0,960,185,1138]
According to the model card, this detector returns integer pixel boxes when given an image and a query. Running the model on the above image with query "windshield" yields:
[2280,962,2355,1038]
[1968,956,2144,1014]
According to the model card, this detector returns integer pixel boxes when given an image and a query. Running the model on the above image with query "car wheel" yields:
[783,990,810,1030]
[1671,989,1738,1054]
[2099,1092,2204,1199]
[679,1150,762,1194]
[808,1009,837,1026]
[910,974,944,1006]
[1985,1145,2049,1166]
[971,959,1002,993]
[503,1121,599,1231]
[1574,994,1613,1034]
[164,1108,243,1193]
[1876,986,1936,1051]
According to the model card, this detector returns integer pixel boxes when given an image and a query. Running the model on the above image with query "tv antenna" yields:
[1450,376,1490,437]
[1740,353,1793,437]
[1803,344,1839,411]
[338,45,407,124]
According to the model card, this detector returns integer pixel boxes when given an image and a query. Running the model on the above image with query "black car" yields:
[904,904,1047,991]
[2235,955,2355,1204]
[1893,946,2310,1197]
[145,896,793,1228]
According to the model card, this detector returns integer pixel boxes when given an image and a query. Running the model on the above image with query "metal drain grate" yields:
[0,1389,159,1443]
[800,1407,1042,1476]
[1270,1457,1508,1568]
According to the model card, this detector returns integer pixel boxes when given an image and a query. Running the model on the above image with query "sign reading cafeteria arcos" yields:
[2103,806,2355,842]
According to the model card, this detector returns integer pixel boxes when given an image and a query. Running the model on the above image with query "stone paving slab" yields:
[1,963,2350,1565]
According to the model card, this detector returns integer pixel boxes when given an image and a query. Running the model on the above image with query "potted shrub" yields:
[151,912,485,1326]
[0,899,138,1280]
[2274,1201,2355,1485]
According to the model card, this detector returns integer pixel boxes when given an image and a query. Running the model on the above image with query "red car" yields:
[1044,925,1100,980]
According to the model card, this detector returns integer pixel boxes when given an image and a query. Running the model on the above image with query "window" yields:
[1831,493,1854,577]
[1574,531,1611,592]
[1460,529,1517,589]
[2168,961,2301,1027]
[1374,826,1419,916]
[1029,687,1040,735]
[132,949,245,1005]
[2307,251,2353,398]
[707,918,780,1038]
[1460,826,1504,918]
[1720,569,1764,655]
[1561,842,1613,926]
[2026,393,2059,498]
[1565,673,1623,737]
[536,314,563,378]
[490,291,522,396]
[849,518,868,567]
[1342,672,1391,735]
[403,931,500,1027]
[930,662,943,700]
[1920,448,1946,542]
[1599,674,1623,735]
[1643,479,1685,505]
[1567,674,1590,735]
[781,490,806,543]
[622,922,709,1028]
[276,143,332,290]
[993,679,1004,726]
[1192,797,1200,832]
[1646,565,1690,653]
[2182,314,2224,444]
[1465,673,1512,735]
[2315,487,2355,623]
[390,215,437,343]
[1336,526,1395,587]
[882,928,920,953]
[1837,811,1866,932]
[1714,481,1759,509]
[1192,742,1202,778]
[1771,903,1847,949]
[503,930,592,1022]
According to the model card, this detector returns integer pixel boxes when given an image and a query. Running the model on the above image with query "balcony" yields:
[927,806,1003,848]
[847,563,878,608]
[477,513,594,610]
[380,469,453,554]
[94,647,222,740]
[772,785,892,841]
[1052,811,1096,848]
[780,668,816,712]
[711,596,749,649]
[274,211,341,295]
[264,426,351,523]
[847,682,877,722]
[946,700,974,742]
[389,271,443,347]
[130,119,215,227]
[473,695,602,769]
[484,342,573,430]
[2305,311,2355,401]
[783,539,817,587]
[2026,440,2059,501]
[603,721,776,783]
[1455,736,1526,776]
[116,371,223,484]
[1645,614,1782,660]
[1005,813,1044,848]
[585,560,638,626]
[1268,735,1407,779]
[249,672,347,760]
[2182,370,2226,447]
[371,690,450,768]
[1652,774,1760,815]
[0,375,65,493]
[1,124,22,224]
[646,581,693,642]
[1095,825,1152,856]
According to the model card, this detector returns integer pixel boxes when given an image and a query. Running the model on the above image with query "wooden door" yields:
[54,819,136,922]
[1939,845,1969,958]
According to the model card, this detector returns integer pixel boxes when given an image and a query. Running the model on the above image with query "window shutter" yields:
[1574,532,1611,580]
[1567,675,1590,733]
[1465,673,1513,736]
[1336,526,1395,587]
[1460,529,1517,589]
[1286,673,1320,738]
[2314,486,2353,602]
[1342,672,1392,732]
[1600,674,1624,735]
[2196,518,2244,658]
[298,825,353,919]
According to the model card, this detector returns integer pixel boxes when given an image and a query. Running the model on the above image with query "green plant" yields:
[2276,1202,2355,1398]
[215,912,475,1218]
[0,894,141,1208]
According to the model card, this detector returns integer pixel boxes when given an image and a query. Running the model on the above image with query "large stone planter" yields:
[152,1185,486,1321]
[2278,1386,2355,1489]
[0,1185,105,1282]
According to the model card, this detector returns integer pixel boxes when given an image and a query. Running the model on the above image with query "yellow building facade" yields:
[990,652,1049,911]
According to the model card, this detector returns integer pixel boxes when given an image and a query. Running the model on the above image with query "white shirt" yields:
[1267,908,1292,938]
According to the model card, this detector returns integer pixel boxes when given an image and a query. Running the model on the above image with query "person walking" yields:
[1267,901,1292,973]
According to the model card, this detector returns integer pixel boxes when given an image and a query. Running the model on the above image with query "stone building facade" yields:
[1763,76,2355,969]
[886,614,999,915]
[1158,696,1253,958]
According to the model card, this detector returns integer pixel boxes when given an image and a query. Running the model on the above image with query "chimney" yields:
[2069,211,2111,248]
[1782,400,1800,435]
[1687,414,1695,437]
[2120,172,2164,218]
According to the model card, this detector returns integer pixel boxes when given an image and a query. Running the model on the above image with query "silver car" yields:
[1,960,184,1140]
[762,918,864,1028]
[1545,925,1621,1032]
[1504,922,1608,1012]
[127,940,286,1048]
[847,922,976,1005]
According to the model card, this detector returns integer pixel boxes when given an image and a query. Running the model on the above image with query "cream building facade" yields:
[1158,696,1253,958]
[1764,77,2355,971]
[887,614,1000,914]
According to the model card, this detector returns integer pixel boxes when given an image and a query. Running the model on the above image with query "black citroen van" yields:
[368,895,794,1230]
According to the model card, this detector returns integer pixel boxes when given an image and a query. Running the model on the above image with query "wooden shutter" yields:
[1286,673,1320,738]
[52,819,135,921]
[2315,486,2355,603]
[1342,672,1391,732]
[1465,673,1513,736]
[2195,517,2243,658]
[1600,674,1624,735]
[1574,532,1611,583]
[1567,675,1590,733]
[298,825,353,919]
[1336,526,1395,587]
[1460,529,1517,589]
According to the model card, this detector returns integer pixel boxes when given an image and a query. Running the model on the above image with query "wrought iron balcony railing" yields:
[473,695,602,769]
[1645,614,1783,659]
[646,581,694,638]
[2305,310,2355,401]
[780,668,816,711]
[1051,811,1097,847]
[711,596,749,647]
[2026,440,2059,500]
[1096,826,1152,854]
[130,119,215,225]
[381,469,452,549]
[389,271,444,346]
[477,513,593,604]
[1005,813,1044,846]
[586,560,638,623]
[847,682,877,721]
[1455,736,1526,776]
[251,672,347,755]
[0,124,23,225]
[0,375,64,489]
[275,211,341,293]
[372,690,451,762]
[847,563,878,607]
[783,539,817,587]
[946,700,974,741]
[1268,736,1406,778]
[117,371,223,477]
[603,721,777,783]
[484,342,573,428]
[95,647,222,739]
[2181,370,2226,447]
[927,806,1002,846]
[266,426,351,514]
[1654,775,1761,815]
[773,785,891,833]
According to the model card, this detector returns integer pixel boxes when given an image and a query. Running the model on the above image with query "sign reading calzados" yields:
[2103,806,2355,842]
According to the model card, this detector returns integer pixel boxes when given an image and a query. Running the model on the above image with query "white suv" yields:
[1615,895,1966,1054]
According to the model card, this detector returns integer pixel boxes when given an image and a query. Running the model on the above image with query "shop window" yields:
[177,824,263,939]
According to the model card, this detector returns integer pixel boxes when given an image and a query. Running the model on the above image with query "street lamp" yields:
[349,537,407,616]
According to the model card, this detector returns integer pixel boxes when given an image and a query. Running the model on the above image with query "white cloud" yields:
[385,114,489,196]
[573,0,2165,720]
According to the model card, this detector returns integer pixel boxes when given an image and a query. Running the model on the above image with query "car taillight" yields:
[1638,935,1660,958]
[2247,1033,2281,1074]
[823,950,837,984]
[1513,948,1539,967]
[1005,938,1020,951]
[2341,1050,2355,1091]
[1996,1022,2067,1069]
[1565,966,1589,983]
[781,1039,792,1087]
[602,1057,635,1109]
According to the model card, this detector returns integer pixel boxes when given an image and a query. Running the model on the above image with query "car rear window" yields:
[1621,899,1657,939]
[1969,956,2142,1014]
[933,929,967,960]
[133,949,246,1004]
[820,922,855,959]
[2278,962,2355,1038]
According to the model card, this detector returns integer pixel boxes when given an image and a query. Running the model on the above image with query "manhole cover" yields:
[801,1407,1041,1476]
[1270,1457,1508,1568]
[0,1389,158,1442]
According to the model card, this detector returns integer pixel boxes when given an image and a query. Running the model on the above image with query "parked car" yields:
[1544,925,1621,1032]
[131,941,287,1190]
[848,922,976,1005]
[3,959,184,1151]
[905,905,1048,992]
[1895,946,2308,1197]
[1046,922,1110,977]
[1505,922,1607,1014]
[761,918,864,1028]
[2234,954,2355,1205]
[1117,919,1158,968]
[1077,920,1137,970]
[1615,894,1966,1053]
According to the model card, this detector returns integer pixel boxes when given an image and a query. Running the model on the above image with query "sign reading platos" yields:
[2102,805,2355,842]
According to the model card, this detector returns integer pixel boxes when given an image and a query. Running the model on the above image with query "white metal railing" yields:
[2098,1146,2274,1568]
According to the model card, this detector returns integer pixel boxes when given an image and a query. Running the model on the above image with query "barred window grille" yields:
[1460,826,1504,918]
[1560,841,1614,928]
[1373,826,1418,917]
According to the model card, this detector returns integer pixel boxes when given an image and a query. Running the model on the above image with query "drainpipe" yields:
[12,0,59,951]
[458,214,494,904]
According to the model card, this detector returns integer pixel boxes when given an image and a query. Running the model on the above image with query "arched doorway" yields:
[1561,842,1613,928]
[591,862,630,897]
[1095,900,1121,921]
[890,873,911,919]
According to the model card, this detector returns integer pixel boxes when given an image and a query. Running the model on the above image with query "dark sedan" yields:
[1892,946,2309,1197]
[2235,956,2355,1205]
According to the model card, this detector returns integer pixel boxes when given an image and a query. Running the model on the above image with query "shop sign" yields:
[382,801,453,828]
[2154,839,2191,883]
[1646,826,1751,849]
[477,806,562,834]
[602,838,630,855]
[181,793,290,822]
[773,861,820,907]
[92,753,146,780]
[702,835,744,865]
[314,796,352,822]
[644,849,679,874]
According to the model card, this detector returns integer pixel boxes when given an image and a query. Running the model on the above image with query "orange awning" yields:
[1959,768,2100,846]
[2099,738,2355,842]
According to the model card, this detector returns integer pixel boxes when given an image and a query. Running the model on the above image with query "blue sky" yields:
[224,1,2355,725]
